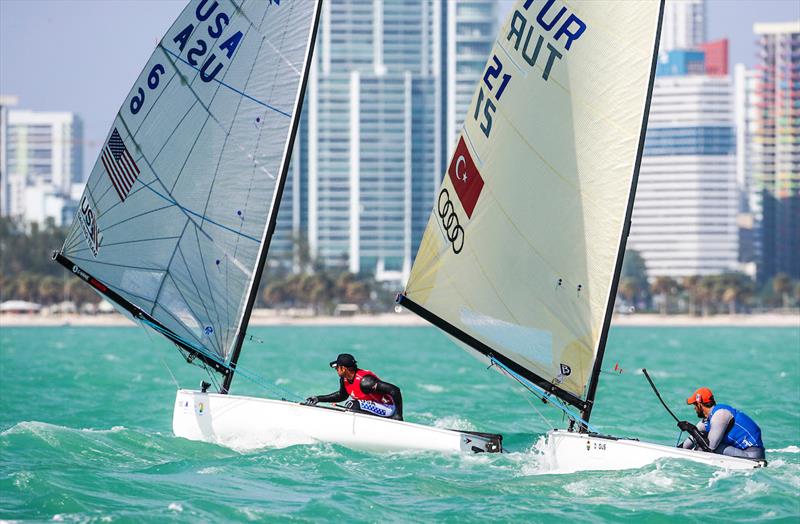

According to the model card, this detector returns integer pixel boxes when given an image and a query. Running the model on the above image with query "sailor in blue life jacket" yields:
[301,353,404,421]
[678,387,765,460]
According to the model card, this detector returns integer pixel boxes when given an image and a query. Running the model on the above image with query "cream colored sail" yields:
[404,0,662,403]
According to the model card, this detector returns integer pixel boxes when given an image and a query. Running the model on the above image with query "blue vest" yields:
[704,404,764,450]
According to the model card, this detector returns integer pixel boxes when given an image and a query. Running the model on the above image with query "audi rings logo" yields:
[438,188,465,254]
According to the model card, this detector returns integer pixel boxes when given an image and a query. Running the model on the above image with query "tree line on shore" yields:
[2,217,798,315]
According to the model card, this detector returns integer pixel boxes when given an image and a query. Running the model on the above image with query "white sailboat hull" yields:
[172,389,501,453]
[545,429,765,473]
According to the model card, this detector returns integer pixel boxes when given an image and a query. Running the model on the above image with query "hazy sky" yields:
[1,0,798,179]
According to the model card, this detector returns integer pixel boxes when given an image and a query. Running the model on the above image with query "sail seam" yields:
[398,295,587,410]
[161,48,291,118]
[176,244,220,354]
[581,0,666,424]
[192,226,225,354]
[224,0,322,391]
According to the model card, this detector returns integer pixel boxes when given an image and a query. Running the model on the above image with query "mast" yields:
[222,0,322,394]
[579,0,665,427]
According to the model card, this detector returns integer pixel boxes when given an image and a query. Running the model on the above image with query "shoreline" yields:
[1,310,797,328]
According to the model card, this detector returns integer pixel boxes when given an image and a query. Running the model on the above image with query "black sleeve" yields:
[315,377,348,403]
[361,375,403,419]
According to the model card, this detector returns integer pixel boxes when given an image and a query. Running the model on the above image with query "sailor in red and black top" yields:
[302,353,403,420]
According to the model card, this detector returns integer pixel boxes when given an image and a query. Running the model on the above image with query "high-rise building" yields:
[444,1,497,159]
[660,0,706,53]
[2,109,83,224]
[275,0,496,282]
[751,21,800,281]
[0,95,18,217]
[629,72,739,278]
[734,63,759,272]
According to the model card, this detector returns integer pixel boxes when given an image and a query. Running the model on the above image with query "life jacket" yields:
[704,404,764,450]
[344,369,394,406]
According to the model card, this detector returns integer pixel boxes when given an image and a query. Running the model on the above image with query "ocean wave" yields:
[433,416,476,431]
[633,369,671,378]
[1,420,127,437]
[419,384,445,393]
[741,479,768,496]
[768,445,800,453]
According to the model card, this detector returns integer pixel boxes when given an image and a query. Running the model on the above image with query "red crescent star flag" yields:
[447,137,484,218]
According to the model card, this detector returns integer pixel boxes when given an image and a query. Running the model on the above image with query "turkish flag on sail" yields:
[447,137,484,218]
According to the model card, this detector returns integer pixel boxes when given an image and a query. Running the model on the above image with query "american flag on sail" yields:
[101,128,140,202]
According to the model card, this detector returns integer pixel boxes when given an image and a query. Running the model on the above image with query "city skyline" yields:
[1,0,798,181]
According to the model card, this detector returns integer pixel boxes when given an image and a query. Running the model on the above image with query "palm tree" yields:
[618,277,639,308]
[681,276,700,316]
[772,273,792,309]
[651,276,678,315]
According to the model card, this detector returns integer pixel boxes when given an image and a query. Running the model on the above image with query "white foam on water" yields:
[52,514,64,521]
[768,445,800,453]
[11,470,32,489]
[433,416,476,431]
[707,468,734,487]
[275,378,290,385]
[102,354,119,362]
[198,466,224,475]
[502,437,554,476]
[633,369,671,378]
[419,384,444,393]
[741,479,768,496]
[168,503,183,513]
[217,429,317,453]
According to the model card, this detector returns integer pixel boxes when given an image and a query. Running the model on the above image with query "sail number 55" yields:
[473,55,512,138]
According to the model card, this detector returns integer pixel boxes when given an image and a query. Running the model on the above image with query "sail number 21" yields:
[473,55,512,138]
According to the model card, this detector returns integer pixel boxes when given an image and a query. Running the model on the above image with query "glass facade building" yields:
[630,74,739,278]
[274,0,496,282]
[751,21,800,281]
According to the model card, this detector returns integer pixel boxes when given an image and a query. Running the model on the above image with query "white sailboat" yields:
[398,0,764,471]
[54,0,500,455]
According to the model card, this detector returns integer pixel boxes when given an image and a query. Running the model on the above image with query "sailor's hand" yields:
[677,420,694,432]
[302,396,318,406]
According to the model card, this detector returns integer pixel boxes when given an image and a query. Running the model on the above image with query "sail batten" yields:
[59,0,321,381]
[405,0,663,411]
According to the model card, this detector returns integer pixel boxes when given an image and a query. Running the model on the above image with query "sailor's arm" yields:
[306,378,348,404]
[705,409,734,451]
[360,375,403,419]
[679,420,707,449]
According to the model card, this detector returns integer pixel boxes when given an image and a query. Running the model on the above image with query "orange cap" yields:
[687,387,714,405]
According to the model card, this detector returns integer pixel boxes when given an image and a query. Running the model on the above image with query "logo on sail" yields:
[437,189,464,254]
[101,128,141,202]
[78,195,103,257]
[447,137,484,218]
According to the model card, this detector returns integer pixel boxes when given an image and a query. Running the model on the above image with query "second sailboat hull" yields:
[172,389,501,453]
[544,429,765,473]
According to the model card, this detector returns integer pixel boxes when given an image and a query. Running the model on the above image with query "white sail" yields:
[403,0,662,405]
[60,0,319,364]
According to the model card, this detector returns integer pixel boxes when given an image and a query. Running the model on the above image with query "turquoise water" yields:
[1,325,799,522]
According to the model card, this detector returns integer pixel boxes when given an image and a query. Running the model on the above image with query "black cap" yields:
[330,353,357,369]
